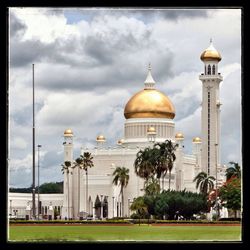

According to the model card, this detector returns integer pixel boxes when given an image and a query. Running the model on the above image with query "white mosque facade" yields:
[61,41,227,219]
[8,41,227,220]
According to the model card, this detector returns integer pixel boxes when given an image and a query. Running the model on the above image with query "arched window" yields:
[207,65,211,75]
[212,65,216,75]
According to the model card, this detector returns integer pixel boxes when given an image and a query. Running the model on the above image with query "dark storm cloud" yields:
[84,36,114,65]
[9,12,27,38]
[110,9,209,22]
[41,150,62,169]
[10,39,54,67]
[157,9,209,19]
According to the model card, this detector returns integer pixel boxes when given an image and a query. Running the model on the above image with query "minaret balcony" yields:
[199,74,223,81]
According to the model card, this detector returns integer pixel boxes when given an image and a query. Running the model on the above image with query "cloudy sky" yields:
[8,7,242,188]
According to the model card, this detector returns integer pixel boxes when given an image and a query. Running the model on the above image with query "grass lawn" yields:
[8,224,241,242]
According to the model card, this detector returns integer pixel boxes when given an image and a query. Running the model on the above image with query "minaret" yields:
[199,39,223,177]
[175,132,184,191]
[62,129,74,219]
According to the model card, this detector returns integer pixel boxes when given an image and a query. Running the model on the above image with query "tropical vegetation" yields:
[193,171,215,196]
[112,166,130,217]
[130,190,207,220]
[134,139,178,191]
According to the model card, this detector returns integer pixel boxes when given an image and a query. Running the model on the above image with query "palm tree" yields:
[154,140,178,190]
[61,161,71,219]
[75,152,94,216]
[130,196,148,224]
[134,147,156,186]
[144,178,160,196]
[112,166,129,217]
[193,171,215,196]
[82,152,94,214]
[226,161,241,180]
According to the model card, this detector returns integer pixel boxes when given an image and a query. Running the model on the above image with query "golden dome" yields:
[96,135,106,142]
[175,132,184,140]
[193,137,201,143]
[200,40,221,62]
[147,126,156,135]
[124,89,175,119]
[124,65,175,119]
[64,129,73,137]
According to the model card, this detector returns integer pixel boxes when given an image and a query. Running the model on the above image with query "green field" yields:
[8,224,241,242]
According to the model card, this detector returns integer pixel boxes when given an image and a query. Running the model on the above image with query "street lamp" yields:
[37,144,42,220]
[9,200,12,216]
[100,195,103,220]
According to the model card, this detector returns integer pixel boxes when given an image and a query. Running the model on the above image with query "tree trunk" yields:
[67,172,69,220]
[121,189,124,217]
[162,174,164,191]
[169,171,171,190]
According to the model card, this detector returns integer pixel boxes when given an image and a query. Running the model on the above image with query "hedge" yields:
[9,219,240,224]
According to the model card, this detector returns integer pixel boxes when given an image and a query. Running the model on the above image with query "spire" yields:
[144,63,156,89]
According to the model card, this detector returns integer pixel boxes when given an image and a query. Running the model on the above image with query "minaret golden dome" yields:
[64,129,73,137]
[96,135,106,142]
[200,39,222,62]
[124,65,175,119]
[175,132,184,140]
[147,126,156,135]
[192,137,201,143]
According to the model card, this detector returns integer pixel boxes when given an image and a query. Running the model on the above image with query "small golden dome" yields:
[200,40,222,62]
[175,132,184,140]
[147,126,156,135]
[96,135,106,142]
[117,138,125,145]
[64,129,73,137]
[193,137,201,143]
[124,89,175,119]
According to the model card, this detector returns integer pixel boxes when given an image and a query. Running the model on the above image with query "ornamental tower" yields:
[199,40,223,177]
[62,129,74,219]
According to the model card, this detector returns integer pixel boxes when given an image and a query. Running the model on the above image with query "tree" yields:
[75,152,94,215]
[112,166,129,217]
[144,178,160,196]
[61,161,71,219]
[219,177,241,218]
[226,161,241,180]
[134,147,156,186]
[154,140,178,190]
[193,171,215,196]
[38,182,63,193]
[130,196,148,223]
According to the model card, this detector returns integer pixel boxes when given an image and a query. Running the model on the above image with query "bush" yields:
[218,217,241,222]
[9,219,131,224]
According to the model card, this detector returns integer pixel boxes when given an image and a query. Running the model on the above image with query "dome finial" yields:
[144,63,155,89]
[210,38,213,44]
[148,62,151,71]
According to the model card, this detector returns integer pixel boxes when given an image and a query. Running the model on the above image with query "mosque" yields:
[8,41,227,220]
[61,40,227,219]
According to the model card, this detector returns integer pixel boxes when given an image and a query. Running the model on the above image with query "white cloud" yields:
[9,8,242,187]
[11,137,28,149]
